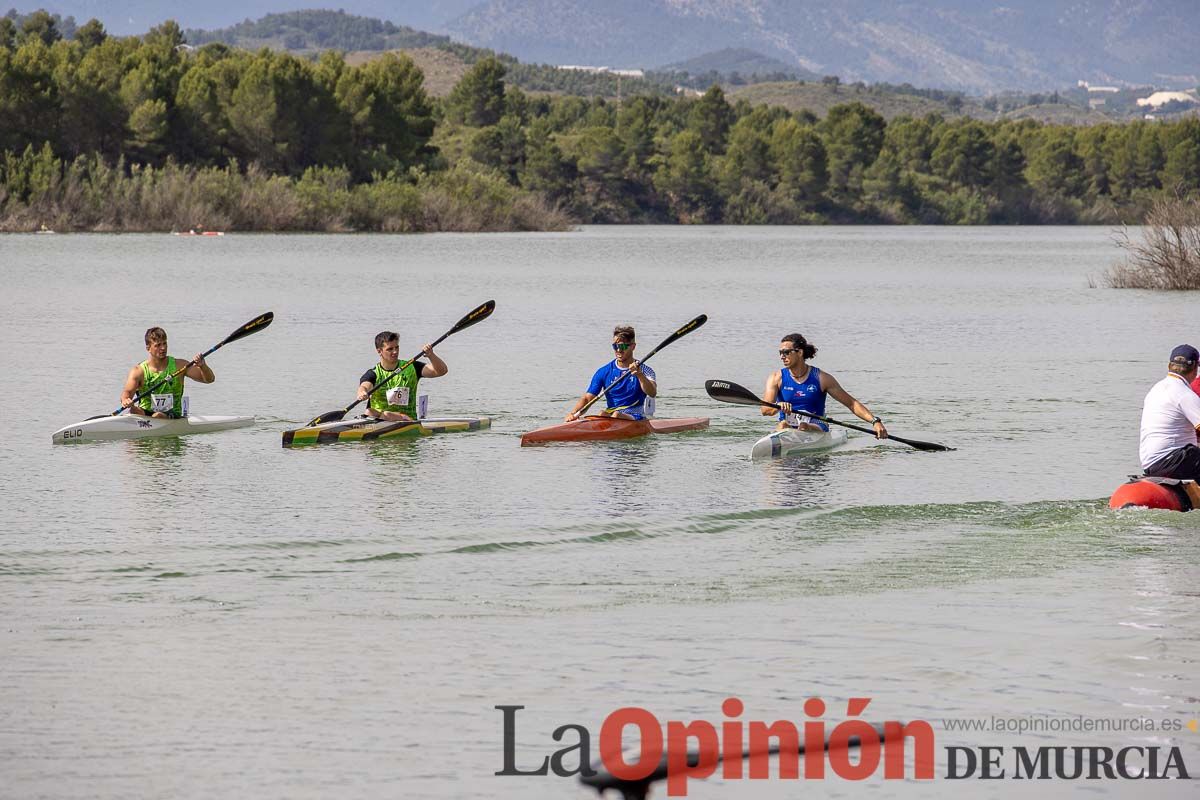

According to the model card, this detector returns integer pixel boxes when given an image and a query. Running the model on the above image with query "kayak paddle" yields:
[576,313,707,417]
[306,300,496,426]
[704,379,953,452]
[105,311,274,418]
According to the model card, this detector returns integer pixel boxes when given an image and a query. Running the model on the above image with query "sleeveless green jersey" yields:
[368,362,419,416]
[139,357,184,416]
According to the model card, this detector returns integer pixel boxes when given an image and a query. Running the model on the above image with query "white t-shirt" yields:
[1139,374,1200,469]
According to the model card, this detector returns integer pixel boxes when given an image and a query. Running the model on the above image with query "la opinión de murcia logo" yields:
[498,697,936,796]
[496,699,1193,797]
[946,745,1190,780]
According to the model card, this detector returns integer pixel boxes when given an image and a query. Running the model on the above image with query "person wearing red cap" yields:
[1140,345,1200,479]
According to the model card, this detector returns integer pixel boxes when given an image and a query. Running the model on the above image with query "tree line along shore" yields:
[1,17,1198,232]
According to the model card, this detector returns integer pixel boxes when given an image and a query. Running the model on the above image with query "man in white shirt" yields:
[1140,345,1200,479]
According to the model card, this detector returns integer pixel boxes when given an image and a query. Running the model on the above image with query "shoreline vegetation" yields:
[1,14,1199,233]
[0,154,573,232]
[1104,192,1200,290]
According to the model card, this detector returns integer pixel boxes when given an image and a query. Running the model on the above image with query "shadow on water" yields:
[124,438,188,492]
[363,439,423,531]
[759,451,840,508]
[364,437,423,475]
[582,438,658,517]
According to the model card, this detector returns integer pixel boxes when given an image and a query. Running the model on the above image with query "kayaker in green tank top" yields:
[119,326,216,418]
[356,330,448,421]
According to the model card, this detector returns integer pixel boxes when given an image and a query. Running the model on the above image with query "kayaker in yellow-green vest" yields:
[356,330,448,421]
[119,326,215,418]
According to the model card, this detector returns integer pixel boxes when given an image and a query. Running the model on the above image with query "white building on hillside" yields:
[1136,91,1199,108]
[559,65,644,78]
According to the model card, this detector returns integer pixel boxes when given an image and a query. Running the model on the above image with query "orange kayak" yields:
[520,416,709,446]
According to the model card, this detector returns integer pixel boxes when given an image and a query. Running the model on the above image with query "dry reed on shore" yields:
[1105,189,1200,290]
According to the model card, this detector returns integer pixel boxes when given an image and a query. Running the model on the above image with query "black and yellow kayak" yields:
[282,416,490,447]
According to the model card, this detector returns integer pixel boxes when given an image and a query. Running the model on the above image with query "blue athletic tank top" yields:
[778,367,828,430]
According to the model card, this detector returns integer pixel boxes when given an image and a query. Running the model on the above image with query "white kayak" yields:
[52,414,254,443]
[751,426,849,459]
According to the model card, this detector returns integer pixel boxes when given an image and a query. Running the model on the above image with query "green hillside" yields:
[344,47,469,96]
[729,80,985,121]
[185,9,667,99]
[1001,104,1115,126]
[653,47,818,89]
[184,10,447,51]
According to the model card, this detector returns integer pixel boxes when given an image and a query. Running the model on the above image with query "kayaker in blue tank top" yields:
[565,325,658,421]
[777,363,829,430]
[762,333,889,439]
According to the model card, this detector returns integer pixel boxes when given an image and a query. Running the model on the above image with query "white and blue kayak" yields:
[750,426,849,459]
[52,414,254,443]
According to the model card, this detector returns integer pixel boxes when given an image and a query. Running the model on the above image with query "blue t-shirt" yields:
[587,360,656,419]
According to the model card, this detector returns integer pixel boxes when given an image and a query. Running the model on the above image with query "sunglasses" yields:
[779,349,799,356]
[612,342,634,351]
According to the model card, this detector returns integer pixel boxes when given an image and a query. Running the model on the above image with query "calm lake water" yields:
[1,227,1197,799]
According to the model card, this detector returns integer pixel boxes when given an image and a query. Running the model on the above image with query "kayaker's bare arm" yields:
[822,373,888,439]
[566,392,596,422]
[356,380,375,402]
[183,353,214,383]
[761,372,783,415]
[420,343,447,378]
[120,366,143,409]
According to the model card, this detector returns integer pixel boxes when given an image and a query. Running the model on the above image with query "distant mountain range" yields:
[12,0,478,36]
[659,48,818,82]
[16,0,1200,92]
[443,0,1200,92]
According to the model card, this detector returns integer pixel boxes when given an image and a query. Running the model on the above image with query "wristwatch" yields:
[871,416,883,425]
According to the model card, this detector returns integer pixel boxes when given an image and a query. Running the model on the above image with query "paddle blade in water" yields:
[888,434,954,452]
[705,379,767,407]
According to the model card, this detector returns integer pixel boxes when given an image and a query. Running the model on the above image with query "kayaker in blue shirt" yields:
[762,333,888,438]
[565,325,658,421]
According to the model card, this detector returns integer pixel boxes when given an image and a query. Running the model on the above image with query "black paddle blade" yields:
[638,313,708,362]
[449,300,495,336]
[220,311,274,346]
[705,379,768,407]
[665,313,706,347]
[889,435,954,452]
[307,408,349,427]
